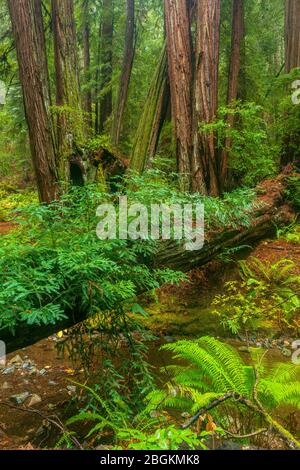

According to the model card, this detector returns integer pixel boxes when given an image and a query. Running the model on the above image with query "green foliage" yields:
[214,257,300,334]
[145,337,300,441]
[285,176,300,211]
[0,185,184,334]
[201,102,278,187]
[122,169,257,231]
[66,381,210,450]
[66,337,300,449]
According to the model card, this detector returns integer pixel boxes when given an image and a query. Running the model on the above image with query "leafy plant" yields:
[214,257,300,334]
[146,337,300,449]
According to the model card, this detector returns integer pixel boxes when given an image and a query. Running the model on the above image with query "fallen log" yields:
[1,171,298,354]
[154,172,296,271]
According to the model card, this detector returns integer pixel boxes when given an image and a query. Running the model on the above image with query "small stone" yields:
[67,385,76,394]
[2,366,15,375]
[10,392,30,405]
[8,355,23,366]
[48,380,58,386]
[238,346,250,353]
[282,348,292,358]
[27,394,42,407]
[164,336,175,343]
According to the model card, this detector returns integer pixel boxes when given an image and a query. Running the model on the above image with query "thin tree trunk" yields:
[82,0,93,130]
[221,0,245,189]
[130,43,170,174]
[97,0,113,133]
[52,0,83,181]
[191,0,221,196]
[7,0,58,203]
[112,0,135,145]
[164,0,193,189]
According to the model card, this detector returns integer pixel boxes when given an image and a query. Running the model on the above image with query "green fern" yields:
[148,337,300,419]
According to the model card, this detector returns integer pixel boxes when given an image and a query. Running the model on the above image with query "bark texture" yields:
[282,0,300,167]
[285,0,300,73]
[52,0,83,181]
[112,0,135,145]
[191,0,221,196]
[96,0,113,133]
[164,0,193,188]
[7,0,58,203]
[130,44,170,174]
[82,0,93,129]
[221,0,245,188]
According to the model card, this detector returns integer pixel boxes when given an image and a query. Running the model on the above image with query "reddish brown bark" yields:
[7,0,58,203]
[191,0,221,196]
[221,0,245,189]
[164,0,193,188]
[282,0,300,166]
[112,0,135,145]
[285,0,300,73]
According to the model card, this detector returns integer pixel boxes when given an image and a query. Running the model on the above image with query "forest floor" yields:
[0,221,300,449]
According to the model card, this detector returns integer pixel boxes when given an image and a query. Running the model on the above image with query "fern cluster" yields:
[146,337,300,431]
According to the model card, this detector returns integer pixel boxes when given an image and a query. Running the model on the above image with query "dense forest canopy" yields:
[0,0,299,198]
[0,0,300,454]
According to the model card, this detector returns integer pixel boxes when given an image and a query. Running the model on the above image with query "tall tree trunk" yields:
[285,0,300,73]
[221,0,245,189]
[7,0,58,203]
[97,0,113,133]
[52,0,83,181]
[82,0,93,130]
[164,0,193,189]
[130,43,170,174]
[282,0,300,166]
[112,0,135,145]
[191,0,221,196]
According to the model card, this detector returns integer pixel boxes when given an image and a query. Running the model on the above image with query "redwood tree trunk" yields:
[191,0,221,196]
[7,0,58,203]
[82,0,93,130]
[97,0,113,133]
[130,44,170,174]
[282,0,300,166]
[52,0,83,180]
[112,0,135,145]
[285,0,300,73]
[221,0,245,189]
[164,0,193,189]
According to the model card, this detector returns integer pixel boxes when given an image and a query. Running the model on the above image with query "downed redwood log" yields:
[1,171,298,354]
[155,171,297,271]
